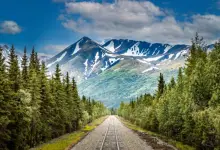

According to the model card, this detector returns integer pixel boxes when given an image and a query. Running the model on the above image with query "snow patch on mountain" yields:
[104,41,115,52]
[84,59,88,75]
[109,58,119,65]
[174,50,188,60]
[164,45,173,54]
[95,52,99,63]
[137,59,151,64]
[115,43,123,50]
[142,66,160,73]
[122,42,144,56]
[168,54,174,59]
[72,41,81,55]
[144,55,163,62]
[47,51,67,67]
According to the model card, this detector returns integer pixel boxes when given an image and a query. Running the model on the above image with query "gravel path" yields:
[71,116,153,150]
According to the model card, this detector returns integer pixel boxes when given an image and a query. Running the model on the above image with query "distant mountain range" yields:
[1,38,214,107]
[46,37,193,80]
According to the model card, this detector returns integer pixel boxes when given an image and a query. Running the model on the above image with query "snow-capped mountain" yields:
[46,37,214,107]
[103,39,190,59]
[47,37,115,80]
[47,37,192,80]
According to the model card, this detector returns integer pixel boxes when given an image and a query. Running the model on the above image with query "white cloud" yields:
[44,44,68,53]
[60,0,220,44]
[0,21,22,34]
[0,21,21,34]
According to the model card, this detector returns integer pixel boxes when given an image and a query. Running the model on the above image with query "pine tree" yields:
[185,33,207,77]
[7,45,28,150]
[72,77,82,130]
[157,73,165,99]
[190,59,210,108]
[26,50,42,147]
[52,64,66,136]
[34,52,40,72]
[8,45,21,92]
[0,47,12,149]
[28,70,41,147]
[21,47,29,88]
[39,62,53,141]
[29,47,36,76]
[64,72,73,132]
[168,77,176,90]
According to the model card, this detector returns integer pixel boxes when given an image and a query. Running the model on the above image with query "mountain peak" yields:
[80,36,92,41]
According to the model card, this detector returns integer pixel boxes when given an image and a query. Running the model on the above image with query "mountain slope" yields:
[47,37,109,80]
[46,37,213,107]
[103,39,190,57]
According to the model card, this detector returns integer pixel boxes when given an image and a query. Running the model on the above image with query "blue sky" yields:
[0,0,220,56]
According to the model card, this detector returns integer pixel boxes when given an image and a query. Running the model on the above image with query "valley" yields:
[0,37,214,107]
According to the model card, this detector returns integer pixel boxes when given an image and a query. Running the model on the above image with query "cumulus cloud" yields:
[0,21,22,34]
[44,44,68,53]
[61,0,220,44]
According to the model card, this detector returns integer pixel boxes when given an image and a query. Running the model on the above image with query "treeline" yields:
[118,35,220,149]
[0,46,109,150]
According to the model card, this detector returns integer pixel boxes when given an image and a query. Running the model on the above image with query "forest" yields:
[0,46,109,150]
[118,36,220,149]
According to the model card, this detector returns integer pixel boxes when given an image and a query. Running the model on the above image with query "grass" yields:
[118,116,195,150]
[32,116,107,150]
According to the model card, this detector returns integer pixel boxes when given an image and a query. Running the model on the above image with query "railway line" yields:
[71,116,154,150]
[98,117,120,150]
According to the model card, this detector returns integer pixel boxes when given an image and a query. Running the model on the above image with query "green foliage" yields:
[21,47,28,88]
[118,36,220,149]
[0,46,109,150]
[157,73,165,99]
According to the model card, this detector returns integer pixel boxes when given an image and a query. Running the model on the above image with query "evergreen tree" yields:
[39,62,53,141]
[29,47,36,76]
[168,77,176,90]
[21,47,29,88]
[52,64,66,136]
[185,33,207,77]
[0,45,110,149]
[72,77,82,130]
[157,73,165,99]
[34,52,40,72]
[0,47,12,149]
[8,45,20,92]
[28,71,41,147]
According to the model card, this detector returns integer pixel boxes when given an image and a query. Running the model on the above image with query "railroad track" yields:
[99,117,120,150]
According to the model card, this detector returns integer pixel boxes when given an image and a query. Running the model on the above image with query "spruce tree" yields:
[29,47,36,76]
[8,45,21,92]
[21,47,29,88]
[53,64,66,136]
[34,52,40,72]
[27,50,42,147]
[0,47,12,149]
[7,45,28,150]
[72,77,82,130]
[39,62,53,141]
[168,77,176,90]
[28,71,41,147]
[157,73,165,99]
